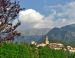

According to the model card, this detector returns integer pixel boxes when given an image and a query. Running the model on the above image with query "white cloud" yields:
[59,2,75,26]
[19,9,44,23]
[17,9,54,30]
[45,1,75,27]
[17,1,75,31]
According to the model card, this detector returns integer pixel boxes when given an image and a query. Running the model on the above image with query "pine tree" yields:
[0,0,24,42]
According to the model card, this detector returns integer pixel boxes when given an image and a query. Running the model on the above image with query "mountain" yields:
[46,24,75,46]
[14,24,75,46]
[14,28,49,43]
[17,28,49,36]
[14,35,43,44]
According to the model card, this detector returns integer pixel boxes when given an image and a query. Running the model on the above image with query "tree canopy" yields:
[0,0,24,42]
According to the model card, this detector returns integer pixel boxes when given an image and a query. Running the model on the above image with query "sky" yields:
[15,0,75,30]
[19,0,75,15]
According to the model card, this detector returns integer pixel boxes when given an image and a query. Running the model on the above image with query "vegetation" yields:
[0,0,24,43]
[0,43,75,58]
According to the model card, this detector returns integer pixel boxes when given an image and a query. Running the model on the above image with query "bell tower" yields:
[45,36,49,44]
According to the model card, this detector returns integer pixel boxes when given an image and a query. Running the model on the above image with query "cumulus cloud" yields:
[57,2,75,27]
[19,9,44,23]
[44,1,75,27]
[17,9,54,30]
[17,1,75,31]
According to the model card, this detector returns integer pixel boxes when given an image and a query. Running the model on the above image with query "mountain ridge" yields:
[14,23,75,46]
[46,23,75,46]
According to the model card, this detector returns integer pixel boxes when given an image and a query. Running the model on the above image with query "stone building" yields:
[49,43,64,50]
[36,36,49,47]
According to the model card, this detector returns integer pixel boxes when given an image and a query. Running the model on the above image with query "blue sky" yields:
[19,0,75,15]
[16,0,75,31]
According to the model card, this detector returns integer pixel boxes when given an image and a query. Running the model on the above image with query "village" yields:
[31,36,75,53]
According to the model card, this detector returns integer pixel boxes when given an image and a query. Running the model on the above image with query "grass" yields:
[0,43,75,58]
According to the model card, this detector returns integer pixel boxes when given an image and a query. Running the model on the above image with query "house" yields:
[31,41,37,45]
[36,43,46,47]
[49,43,64,50]
[67,46,75,53]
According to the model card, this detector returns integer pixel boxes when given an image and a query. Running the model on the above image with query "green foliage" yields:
[0,43,75,58]
[0,43,30,58]
[39,46,68,58]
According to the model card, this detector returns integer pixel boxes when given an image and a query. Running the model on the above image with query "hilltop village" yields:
[31,36,75,53]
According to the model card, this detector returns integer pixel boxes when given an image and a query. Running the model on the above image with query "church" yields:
[31,36,50,47]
